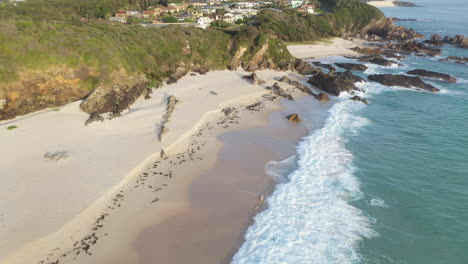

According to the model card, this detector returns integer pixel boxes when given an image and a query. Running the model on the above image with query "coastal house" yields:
[197,16,213,28]
[160,6,181,13]
[216,14,234,23]
[109,16,127,23]
[126,10,141,17]
[187,9,205,18]
[174,13,193,22]
[289,0,304,8]
[188,0,208,7]
[115,11,127,18]
[224,12,244,22]
[297,4,315,13]
[233,2,259,9]
[142,10,159,18]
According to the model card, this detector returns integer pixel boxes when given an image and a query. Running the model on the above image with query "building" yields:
[197,16,213,28]
[297,4,315,13]
[109,16,127,23]
[174,13,193,22]
[187,9,205,18]
[115,11,127,18]
[289,0,304,8]
[188,0,208,7]
[142,10,159,19]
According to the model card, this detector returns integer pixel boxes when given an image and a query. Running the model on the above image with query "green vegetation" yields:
[7,126,18,130]
[162,16,178,23]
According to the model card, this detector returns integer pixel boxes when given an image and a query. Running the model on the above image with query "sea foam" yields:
[231,98,377,264]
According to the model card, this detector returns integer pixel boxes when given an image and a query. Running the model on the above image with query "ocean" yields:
[232,0,468,263]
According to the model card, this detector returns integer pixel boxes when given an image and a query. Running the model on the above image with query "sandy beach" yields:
[0,38,358,264]
[287,38,363,59]
[367,0,396,7]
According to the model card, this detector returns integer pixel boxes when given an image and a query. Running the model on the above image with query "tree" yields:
[162,15,178,23]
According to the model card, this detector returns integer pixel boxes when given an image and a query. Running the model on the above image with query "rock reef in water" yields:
[368,74,440,92]
[407,69,457,83]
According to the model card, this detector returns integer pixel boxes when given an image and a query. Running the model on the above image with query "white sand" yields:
[367,0,396,7]
[0,69,326,264]
[0,38,347,263]
[287,38,363,59]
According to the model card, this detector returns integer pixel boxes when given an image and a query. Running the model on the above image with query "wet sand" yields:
[131,96,331,264]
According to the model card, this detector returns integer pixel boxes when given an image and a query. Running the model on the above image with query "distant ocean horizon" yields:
[232,0,468,263]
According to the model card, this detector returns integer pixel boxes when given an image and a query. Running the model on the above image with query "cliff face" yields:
[0,0,388,121]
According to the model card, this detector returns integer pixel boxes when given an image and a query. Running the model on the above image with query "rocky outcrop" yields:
[393,1,417,7]
[312,62,336,73]
[242,73,265,85]
[438,56,468,64]
[351,47,384,55]
[308,71,364,96]
[80,74,149,117]
[361,17,423,41]
[407,69,457,83]
[158,95,179,141]
[384,39,441,56]
[266,82,293,100]
[335,63,368,71]
[443,35,468,49]
[358,56,398,66]
[0,68,90,121]
[295,59,322,75]
[314,93,329,102]
[424,34,444,45]
[278,76,315,96]
[167,66,188,84]
[368,74,440,92]
[286,114,302,123]
[350,95,368,104]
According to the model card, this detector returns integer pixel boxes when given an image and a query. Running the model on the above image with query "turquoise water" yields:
[354,1,468,263]
[232,1,468,263]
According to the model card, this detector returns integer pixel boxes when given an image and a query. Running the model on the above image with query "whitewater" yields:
[232,89,377,264]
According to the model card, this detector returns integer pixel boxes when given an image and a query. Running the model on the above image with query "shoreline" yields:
[0,38,357,264]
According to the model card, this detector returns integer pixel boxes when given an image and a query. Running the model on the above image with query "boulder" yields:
[407,69,457,83]
[312,62,336,73]
[443,35,468,49]
[358,56,398,66]
[368,74,440,92]
[286,114,302,123]
[278,76,316,96]
[167,66,188,84]
[80,77,149,117]
[424,34,443,45]
[438,56,468,64]
[295,59,322,75]
[266,82,293,100]
[351,47,383,56]
[335,63,368,71]
[84,113,104,126]
[384,39,441,56]
[350,95,368,105]
[314,93,329,102]
[308,71,363,96]
[242,72,265,85]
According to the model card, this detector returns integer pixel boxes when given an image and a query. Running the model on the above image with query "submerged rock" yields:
[384,39,441,56]
[286,113,302,123]
[335,63,368,71]
[407,69,457,83]
[368,74,440,92]
[438,56,468,64]
[350,95,369,105]
[312,61,336,73]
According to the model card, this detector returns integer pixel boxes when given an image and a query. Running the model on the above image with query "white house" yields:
[197,16,213,28]
[289,0,304,8]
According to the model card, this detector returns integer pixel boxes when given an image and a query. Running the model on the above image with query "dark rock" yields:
[368,74,440,92]
[358,56,398,66]
[308,71,363,96]
[80,79,148,117]
[407,69,457,83]
[242,72,265,85]
[351,47,383,55]
[286,114,302,123]
[350,95,368,104]
[167,66,188,84]
[438,56,468,64]
[335,63,368,71]
[384,39,441,56]
[222,107,236,117]
[85,113,104,126]
[295,59,322,75]
[443,35,468,49]
[314,93,329,102]
[278,76,316,96]
[389,17,418,22]
[393,1,418,7]
[424,34,443,45]
[158,95,179,141]
[266,82,293,100]
[312,62,336,73]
